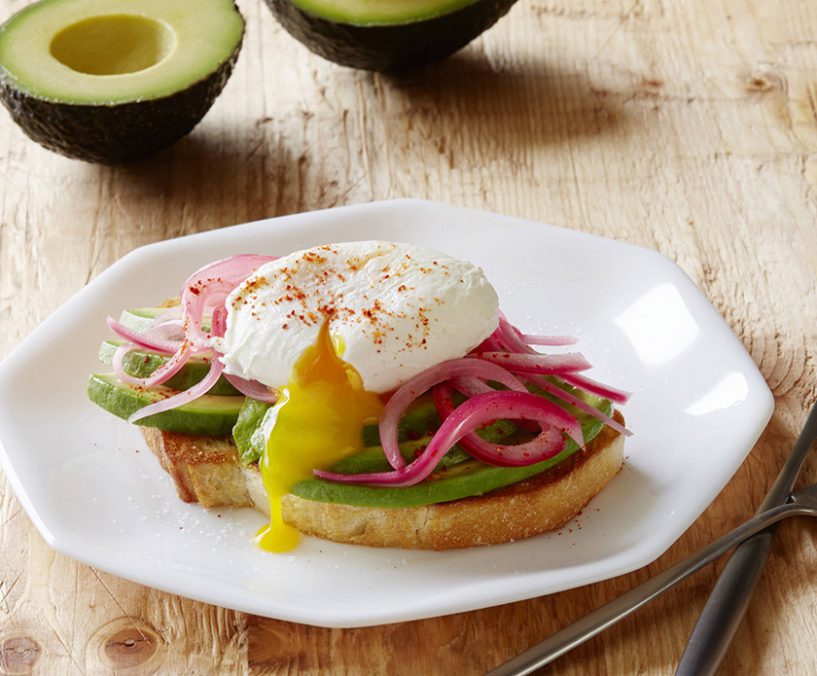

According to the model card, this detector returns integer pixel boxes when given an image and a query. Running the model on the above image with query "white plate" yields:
[0,200,772,628]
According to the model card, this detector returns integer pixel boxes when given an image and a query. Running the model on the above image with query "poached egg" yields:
[221,241,499,551]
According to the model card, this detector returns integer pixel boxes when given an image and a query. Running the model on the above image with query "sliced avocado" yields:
[264,0,518,71]
[233,398,273,465]
[117,307,168,333]
[0,0,244,162]
[330,437,471,474]
[290,402,611,507]
[98,340,241,396]
[88,373,243,436]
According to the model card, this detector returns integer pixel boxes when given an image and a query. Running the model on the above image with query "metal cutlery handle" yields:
[675,400,817,676]
[486,500,815,676]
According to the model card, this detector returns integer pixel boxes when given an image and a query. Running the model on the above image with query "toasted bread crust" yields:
[141,427,253,508]
[141,412,624,549]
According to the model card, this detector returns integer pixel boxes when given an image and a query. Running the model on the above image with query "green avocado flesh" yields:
[232,398,272,465]
[290,0,480,24]
[265,0,518,71]
[0,0,244,162]
[98,340,240,396]
[87,373,243,436]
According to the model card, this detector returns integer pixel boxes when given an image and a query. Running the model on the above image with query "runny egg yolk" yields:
[255,323,384,552]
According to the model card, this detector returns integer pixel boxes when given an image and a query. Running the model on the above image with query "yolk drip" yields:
[255,324,384,552]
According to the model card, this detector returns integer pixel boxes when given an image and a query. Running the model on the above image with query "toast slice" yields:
[140,411,625,549]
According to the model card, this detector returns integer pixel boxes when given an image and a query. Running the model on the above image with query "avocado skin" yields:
[0,35,242,163]
[265,0,518,71]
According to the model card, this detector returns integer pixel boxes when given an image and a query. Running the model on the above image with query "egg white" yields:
[220,241,499,393]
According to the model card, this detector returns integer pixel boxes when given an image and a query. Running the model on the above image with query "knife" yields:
[675,399,817,675]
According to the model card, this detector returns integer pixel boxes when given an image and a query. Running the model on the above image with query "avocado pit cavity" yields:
[50,15,176,76]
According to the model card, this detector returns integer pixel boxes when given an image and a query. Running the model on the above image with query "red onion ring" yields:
[107,316,181,355]
[432,382,480,446]
[211,305,228,338]
[449,376,540,433]
[431,383,536,463]
[379,358,527,471]
[181,254,276,349]
[449,376,493,398]
[153,306,182,324]
[478,351,592,374]
[493,315,628,404]
[113,340,195,388]
[316,390,582,486]
[128,357,226,424]
[559,373,631,404]
[520,333,578,346]
[223,374,278,403]
[147,318,186,343]
[496,316,533,353]
[474,333,503,352]
[440,386,569,466]
[525,376,631,437]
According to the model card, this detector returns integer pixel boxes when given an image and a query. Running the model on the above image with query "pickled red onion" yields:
[128,357,226,424]
[474,333,503,352]
[496,316,534,353]
[559,373,631,404]
[477,351,592,374]
[316,391,582,486]
[113,340,195,388]
[434,383,576,466]
[181,254,276,349]
[223,374,278,403]
[432,382,483,451]
[526,376,631,437]
[520,333,578,346]
[144,319,186,344]
[107,316,182,355]
[449,376,493,398]
[379,358,527,470]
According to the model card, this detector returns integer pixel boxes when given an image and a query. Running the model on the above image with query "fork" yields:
[486,482,817,676]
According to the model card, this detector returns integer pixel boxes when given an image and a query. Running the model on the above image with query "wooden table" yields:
[2,0,817,673]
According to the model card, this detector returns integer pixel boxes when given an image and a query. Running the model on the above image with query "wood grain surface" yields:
[1,0,817,673]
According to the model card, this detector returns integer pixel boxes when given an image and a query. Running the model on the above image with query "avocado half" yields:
[0,0,244,163]
[264,0,519,71]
